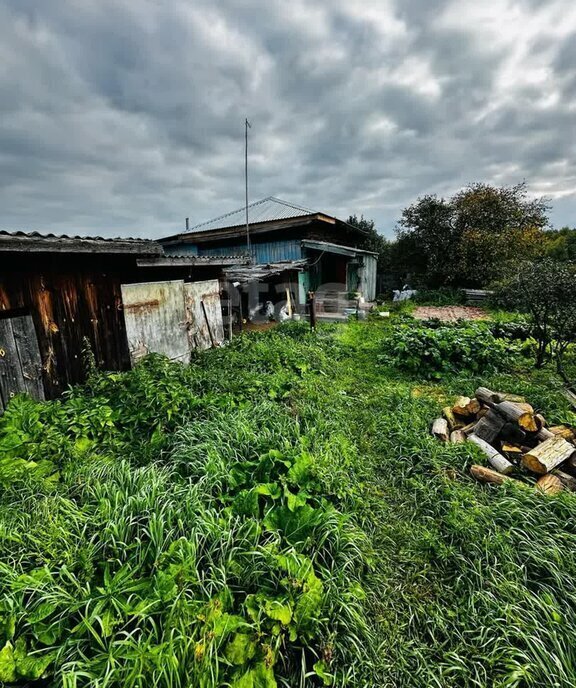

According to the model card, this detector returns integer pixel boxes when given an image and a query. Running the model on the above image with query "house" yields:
[160,197,378,307]
[0,231,246,404]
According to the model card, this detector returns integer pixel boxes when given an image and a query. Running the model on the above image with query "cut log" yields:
[521,436,576,475]
[562,388,576,410]
[466,398,482,416]
[500,422,527,446]
[476,406,489,419]
[549,425,576,441]
[475,387,498,406]
[494,400,524,422]
[432,417,449,442]
[535,426,554,442]
[475,387,526,405]
[450,396,482,418]
[552,469,576,491]
[461,420,478,435]
[443,406,465,431]
[535,413,547,429]
[535,474,564,496]
[473,410,506,444]
[499,393,527,404]
[559,452,576,475]
[516,403,535,415]
[469,434,514,474]
[470,464,522,486]
[452,397,470,417]
[520,415,539,433]
[501,443,523,461]
[450,429,467,444]
[495,401,539,432]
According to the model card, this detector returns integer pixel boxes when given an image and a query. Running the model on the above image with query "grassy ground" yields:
[1,319,576,687]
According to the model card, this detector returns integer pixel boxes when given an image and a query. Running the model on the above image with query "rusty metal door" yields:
[0,313,45,411]
[184,280,225,350]
[121,280,190,365]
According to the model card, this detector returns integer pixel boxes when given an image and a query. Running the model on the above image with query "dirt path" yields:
[412,305,489,321]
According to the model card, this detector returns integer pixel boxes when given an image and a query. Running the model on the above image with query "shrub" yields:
[381,322,521,379]
[412,287,467,306]
[495,260,576,384]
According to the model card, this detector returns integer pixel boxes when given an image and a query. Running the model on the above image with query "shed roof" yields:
[185,197,316,234]
[137,254,250,268]
[0,230,161,255]
[223,259,308,285]
[301,239,378,258]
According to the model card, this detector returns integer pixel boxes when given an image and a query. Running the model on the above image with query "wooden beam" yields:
[137,256,249,268]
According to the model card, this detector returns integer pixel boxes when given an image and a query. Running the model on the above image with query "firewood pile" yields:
[432,387,576,495]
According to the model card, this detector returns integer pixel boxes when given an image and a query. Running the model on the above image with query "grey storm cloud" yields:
[0,0,575,238]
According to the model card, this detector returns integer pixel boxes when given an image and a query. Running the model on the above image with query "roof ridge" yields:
[187,196,316,232]
[265,196,315,214]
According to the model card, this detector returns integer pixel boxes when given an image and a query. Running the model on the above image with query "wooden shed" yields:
[0,231,244,405]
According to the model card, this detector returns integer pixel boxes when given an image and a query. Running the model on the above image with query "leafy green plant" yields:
[412,287,467,306]
[381,322,521,379]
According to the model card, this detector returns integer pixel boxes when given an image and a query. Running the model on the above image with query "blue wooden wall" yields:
[166,239,302,264]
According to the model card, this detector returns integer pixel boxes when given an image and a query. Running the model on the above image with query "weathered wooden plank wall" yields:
[184,280,225,350]
[0,254,224,399]
[9,315,45,400]
[0,260,132,398]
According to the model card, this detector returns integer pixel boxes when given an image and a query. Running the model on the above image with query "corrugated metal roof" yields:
[0,230,161,255]
[185,197,317,234]
[0,230,154,243]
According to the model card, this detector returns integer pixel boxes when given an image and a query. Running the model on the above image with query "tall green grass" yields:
[1,320,576,686]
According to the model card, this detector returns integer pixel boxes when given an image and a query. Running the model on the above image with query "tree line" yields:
[349,181,576,290]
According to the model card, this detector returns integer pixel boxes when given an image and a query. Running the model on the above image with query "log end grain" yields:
[535,474,564,496]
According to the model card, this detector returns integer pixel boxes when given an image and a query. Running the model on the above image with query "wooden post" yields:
[307,291,317,330]
[285,287,292,318]
[227,282,233,341]
[238,289,244,332]
[201,301,215,348]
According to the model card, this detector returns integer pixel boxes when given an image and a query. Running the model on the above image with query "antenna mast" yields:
[245,118,251,256]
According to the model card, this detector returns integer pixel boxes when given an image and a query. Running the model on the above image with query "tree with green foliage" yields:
[396,195,460,286]
[498,259,576,381]
[544,226,576,261]
[347,214,400,291]
[347,214,390,265]
[397,182,550,288]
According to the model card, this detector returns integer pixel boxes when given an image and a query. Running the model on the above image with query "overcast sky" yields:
[1,0,575,239]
